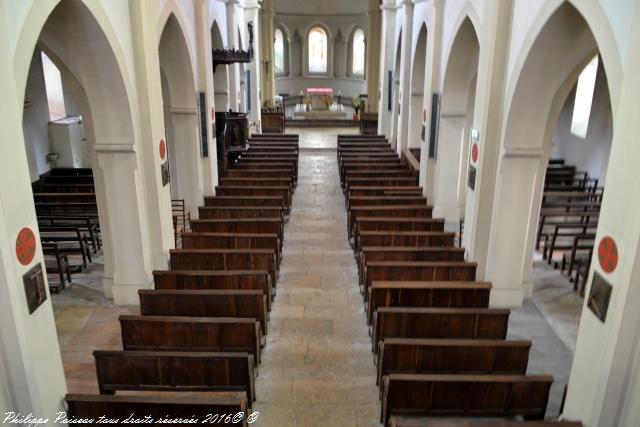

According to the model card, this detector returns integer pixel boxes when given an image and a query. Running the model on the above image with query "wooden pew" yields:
[356,231,456,254]
[348,196,428,208]
[359,247,465,286]
[169,249,277,284]
[65,393,250,425]
[190,218,283,241]
[388,419,582,427]
[139,289,268,334]
[32,183,95,193]
[348,186,423,197]
[367,281,491,324]
[182,232,281,265]
[355,218,444,238]
[153,270,273,308]
[33,192,96,204]
[198,206,284,221]
[120,315,261,366]
[224,168,296,182]
[363,261,477,299]
[345,177,420,190]
[204,195,284,208]
[381,373,553,426]
[219,178,294,191]
[377,338,532,385]
[93,350,256,401]
[372,307,510,353]
[214,186,291,209]
[348,205,434,239]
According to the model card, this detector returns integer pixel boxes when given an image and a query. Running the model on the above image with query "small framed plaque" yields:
[587,271,612,323]
[161,162,170,187]
[23,263,47,314]
[468,165,477,190]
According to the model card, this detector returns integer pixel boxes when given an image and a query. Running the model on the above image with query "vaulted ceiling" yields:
[274,0,371,15]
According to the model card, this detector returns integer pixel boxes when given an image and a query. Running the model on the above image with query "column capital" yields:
[380,0,398,11]
[244,0,261,10]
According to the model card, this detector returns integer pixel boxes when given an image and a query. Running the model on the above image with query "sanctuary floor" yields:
[52,127,577,425]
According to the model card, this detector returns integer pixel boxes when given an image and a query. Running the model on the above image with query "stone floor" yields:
[287,126,358,149]
[251,147,380,426]
[50,127,582,425]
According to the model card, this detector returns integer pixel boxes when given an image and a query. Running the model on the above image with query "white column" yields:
[94,147,154,304]
[366,0,381,112]
[244,0,262,132]
[196,0,219,193]
[419,0,443,200]
[0,4,67,414]
[394,0,414,156]
[563,5,640,425]
[129,0,175,269]
[259,0,275,105]
[461,0,512,286]
[377,0,397,137]
[226,0,242,112]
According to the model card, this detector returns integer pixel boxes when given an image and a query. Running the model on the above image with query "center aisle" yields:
[253,133,381,426]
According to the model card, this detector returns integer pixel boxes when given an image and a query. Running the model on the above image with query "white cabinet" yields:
[48,116,89,168]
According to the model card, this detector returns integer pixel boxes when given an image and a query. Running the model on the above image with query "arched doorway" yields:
[20,0,154,304]
[159,13,204,219]
[5,0,155,415]
[482,2,618,415]
[211,20,230,113]
[407,24,427,150]
[433,17,479,222]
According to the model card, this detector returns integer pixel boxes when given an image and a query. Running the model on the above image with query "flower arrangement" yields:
[320,94,333,110]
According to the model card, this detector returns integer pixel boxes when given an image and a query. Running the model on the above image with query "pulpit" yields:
[215,111,249,180]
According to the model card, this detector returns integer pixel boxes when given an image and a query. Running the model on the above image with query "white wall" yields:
[274,14,367,98]
[552,61,612,184]
[22,50,50,182]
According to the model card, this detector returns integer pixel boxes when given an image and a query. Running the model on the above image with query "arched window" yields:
[352,28,365,76]
[274,28,285,74]
[308,27,327,73]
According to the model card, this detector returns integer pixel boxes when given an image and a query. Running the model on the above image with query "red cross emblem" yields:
[159,139,166,160]
[598,236,618,273]
[16,227,36,266]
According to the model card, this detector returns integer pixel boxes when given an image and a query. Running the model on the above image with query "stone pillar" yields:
[196,0,219,193]
[461,0,512,288]
[563,5,640,425]
[226,0,242,112]
[244,0,262,132]
[259,0,276,105]
[366,0,381,113]
[94,147,154,304]
[419,0,443,200]
[394,0,414,156]
[0,4,67,415]
[334,32,347,78]
[377,0,397,137]
[129,0,175,270]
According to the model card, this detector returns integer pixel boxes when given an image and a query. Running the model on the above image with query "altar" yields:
[293,87,348,119]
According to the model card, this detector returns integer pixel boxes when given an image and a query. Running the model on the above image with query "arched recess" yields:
[20,0,154,305]
[432,17,479,222]
[5,0,156,414]
[211,20,230,112]
[407,24,427,150]
[388,30,402,151]
[486,2,616,308]
[347,26,366,78]
[274,25,289,77]
[159,13,204,220]
[304,23,332,76]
